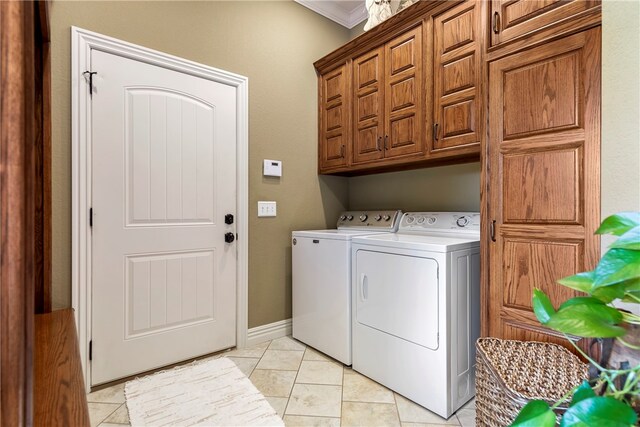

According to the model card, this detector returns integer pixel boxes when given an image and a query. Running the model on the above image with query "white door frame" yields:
[71,27,249,390]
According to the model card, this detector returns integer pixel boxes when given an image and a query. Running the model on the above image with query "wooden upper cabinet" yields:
[353,48,385,164]
[490,0,598,47]
[384,26,424,159]
[487,28,601,345]
[318,64,349,172]
[431,0,481,157]
[353,25,424,166]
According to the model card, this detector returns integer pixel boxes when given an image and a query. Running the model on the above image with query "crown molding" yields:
[295,0,368,29]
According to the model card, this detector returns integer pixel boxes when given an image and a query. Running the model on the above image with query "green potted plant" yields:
[512,212,640,427]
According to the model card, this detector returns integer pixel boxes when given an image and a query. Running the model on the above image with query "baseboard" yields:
[245,318,292,347]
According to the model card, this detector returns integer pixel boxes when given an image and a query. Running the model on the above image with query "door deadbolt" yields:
[224,232,235,243]
[225,214,234,225]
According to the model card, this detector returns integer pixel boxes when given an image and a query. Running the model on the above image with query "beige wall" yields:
[50,1,351,327]
[349,163,481,212]
[601,0,640,231]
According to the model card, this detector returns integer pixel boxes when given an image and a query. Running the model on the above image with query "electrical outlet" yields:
[258,201,277,217]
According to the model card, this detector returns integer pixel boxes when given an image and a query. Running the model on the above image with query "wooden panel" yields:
[354,48,384,163]
[487,28,601,346]
[34,310,90,427]
[442,98,475,138]
[389,35,416,75]
[390,115,415,149]
[357,92,379,122]
[490,0,597,47]
[442,7,475,53]
[432,1,481,155]
[443,53,475,94]
[326,104,343,131]
[389,77,415,112]
[503,52,580,138]
[384,26,423,159]
[503,239,580,310]
[319,64,349,171]
[503,148,581,224]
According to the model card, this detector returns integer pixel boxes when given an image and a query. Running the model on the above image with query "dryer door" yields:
[354,249,439,350]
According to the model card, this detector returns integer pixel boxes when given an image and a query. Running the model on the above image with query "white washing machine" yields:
[351,212,480,418]
[292,210,401,365]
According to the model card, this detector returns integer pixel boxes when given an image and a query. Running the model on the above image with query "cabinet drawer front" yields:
[490,0,596,47]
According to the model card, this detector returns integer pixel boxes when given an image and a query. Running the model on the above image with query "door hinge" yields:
[89,208,93,227]
[83,70,98,97]
[89,340,93,361]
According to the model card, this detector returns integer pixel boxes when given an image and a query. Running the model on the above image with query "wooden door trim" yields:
[1,2,36,424]
[71,27,249,390]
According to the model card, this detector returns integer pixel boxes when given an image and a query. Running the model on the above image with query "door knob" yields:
[225,232,235,243]
[225,214,234,224]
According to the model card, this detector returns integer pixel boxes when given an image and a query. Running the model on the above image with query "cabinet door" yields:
[490,0,597,47]
[319,65,349,171]
[353,48,385,164]
[384,26,424,159]
[487,28,601,345]
[431,0,481,156]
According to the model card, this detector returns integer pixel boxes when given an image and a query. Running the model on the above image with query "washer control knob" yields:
[382,215,391,221]
[374,214,382,221]
[359,214,368,222]
[456,216,470,227]
[406,216,415,224]
[416,217,425,224]
[427,217,436,225]
[346,215,354,221]
[339,215,347,221]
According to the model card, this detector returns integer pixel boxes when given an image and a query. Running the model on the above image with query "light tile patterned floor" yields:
[87,337,476,427]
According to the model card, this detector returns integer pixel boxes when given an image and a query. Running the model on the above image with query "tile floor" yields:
[87,336,476,427]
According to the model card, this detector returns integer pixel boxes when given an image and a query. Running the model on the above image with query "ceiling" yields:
[294,0,368,29]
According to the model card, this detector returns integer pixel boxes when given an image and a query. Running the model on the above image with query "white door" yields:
[91,50,237,385]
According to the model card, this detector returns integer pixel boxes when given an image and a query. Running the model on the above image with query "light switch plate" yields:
[258,201,277,217]
[263,159,282,177]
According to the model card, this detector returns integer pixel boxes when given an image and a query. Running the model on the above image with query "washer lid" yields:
[351,232,480,252]
[292,229,392,241]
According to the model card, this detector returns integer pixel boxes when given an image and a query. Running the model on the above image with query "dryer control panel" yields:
[399,212,480,233]
[337,210,402,231]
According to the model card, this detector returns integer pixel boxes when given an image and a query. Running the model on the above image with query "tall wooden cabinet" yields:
[485,25,601,344]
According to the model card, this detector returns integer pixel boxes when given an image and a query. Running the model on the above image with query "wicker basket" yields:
[475,338,588,427]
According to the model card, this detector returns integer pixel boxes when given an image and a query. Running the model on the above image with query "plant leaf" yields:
[596,212,640,236]
[591,284,626,303]
[560,396,637,427]
[511,400,556,427]
[558,297,608,310]
[593,248,640,289]
[570,381,596,406]
[611,226,640,250]
[532,289,556,325]
[546,302,625,337]
[558,271,595,293]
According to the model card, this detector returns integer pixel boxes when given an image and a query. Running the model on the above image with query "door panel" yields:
[353,49,385,163]
[319,65,349,170]
[490,0,597,47]
[432,1,481,154]
[487,28,601,344]
[355,250,439,350]
[91,50,237,385]
[384,26,423,158]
